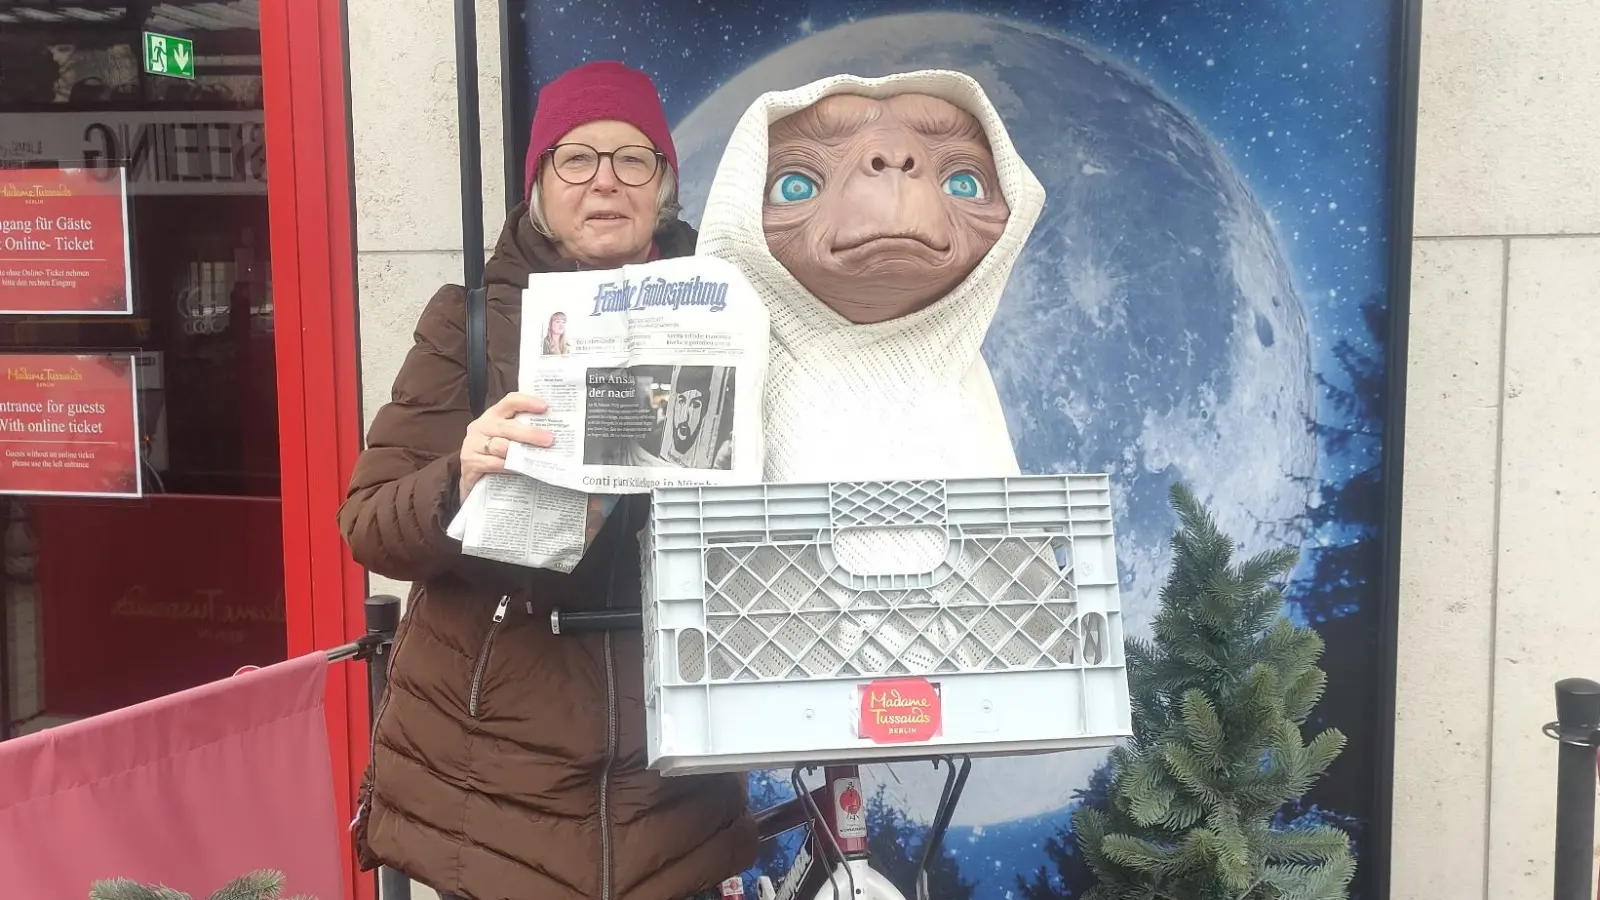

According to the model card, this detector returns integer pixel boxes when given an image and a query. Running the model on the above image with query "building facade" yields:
[348,2,1600,899]
[342,0,1600,896]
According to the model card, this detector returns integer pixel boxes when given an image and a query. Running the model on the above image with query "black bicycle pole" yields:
[364,595,409,900]
[455,0,486,291]
[1548,677,1600,900]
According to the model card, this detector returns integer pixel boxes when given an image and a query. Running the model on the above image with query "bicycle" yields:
[554,608,973,900]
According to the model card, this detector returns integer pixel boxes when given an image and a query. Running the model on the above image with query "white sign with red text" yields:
[832,775,867,840]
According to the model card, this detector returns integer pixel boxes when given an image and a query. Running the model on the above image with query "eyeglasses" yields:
[545,143,663,187]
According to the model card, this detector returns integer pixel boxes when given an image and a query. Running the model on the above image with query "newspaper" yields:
[446,255,768,572]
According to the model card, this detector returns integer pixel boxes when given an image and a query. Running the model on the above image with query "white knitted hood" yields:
[696,70,1046,482]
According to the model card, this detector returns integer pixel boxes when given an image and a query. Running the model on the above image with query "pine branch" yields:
[1231,769,1298,820]
[1161,742,1222,807]
[1101,834,1177,872]
[88,870,313,900]
[1261,826,1355,864]
[90,880,191,900]
[1262,851,1356,900]
[1075,807,1136,889]
[1164,794,1208,831]
[1303,728,1348,777]
[210,871,285,900]
[1297,851,1357,900]
[1282,666,1330,724]
[1234,549,1299,604]
[1179,690,1227,768]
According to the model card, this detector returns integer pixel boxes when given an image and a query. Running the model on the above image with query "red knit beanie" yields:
[524,61,678,200]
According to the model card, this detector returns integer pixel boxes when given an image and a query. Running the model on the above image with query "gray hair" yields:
[527,166,682,238]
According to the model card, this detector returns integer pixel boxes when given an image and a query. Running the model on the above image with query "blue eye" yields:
[943,172,985,199]
[768,172,819,204]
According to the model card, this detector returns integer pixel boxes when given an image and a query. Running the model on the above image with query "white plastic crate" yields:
[640,475,1133,775]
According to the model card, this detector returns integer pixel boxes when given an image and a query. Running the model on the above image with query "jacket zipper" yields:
[598,504,628,900]
[468,595,511,719]
[600,629,618,900]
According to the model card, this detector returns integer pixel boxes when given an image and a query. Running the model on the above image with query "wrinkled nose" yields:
[837,157,951,250]
[862,136,919,176]
[869,148,916,173]
[844,133,935,216]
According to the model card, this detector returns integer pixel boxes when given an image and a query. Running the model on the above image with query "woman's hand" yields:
[459,392,555,500]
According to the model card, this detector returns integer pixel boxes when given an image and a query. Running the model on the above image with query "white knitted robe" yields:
[694,70,1046,484]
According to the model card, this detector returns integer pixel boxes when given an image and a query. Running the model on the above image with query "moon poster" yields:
[515,0,1412,897]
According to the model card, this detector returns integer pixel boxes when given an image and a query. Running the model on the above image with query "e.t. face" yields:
[763,93,1010,324]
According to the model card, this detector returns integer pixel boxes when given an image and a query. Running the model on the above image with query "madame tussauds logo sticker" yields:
[858,678,942,744]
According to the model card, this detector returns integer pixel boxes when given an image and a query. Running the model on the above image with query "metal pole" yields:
[498,0,524,213]
[364,595,400,735]
[1548,677,1600,900]
[364,595,409,900]
[454,0,486,290]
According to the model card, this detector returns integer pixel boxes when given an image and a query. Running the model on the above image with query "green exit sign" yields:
[142,31,195,80]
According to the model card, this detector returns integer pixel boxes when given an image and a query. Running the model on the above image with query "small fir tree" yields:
[1073,483,1354,900]
[89,870,316,900]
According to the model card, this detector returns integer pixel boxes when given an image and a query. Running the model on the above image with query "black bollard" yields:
[364,595,401,739]
[1547,677,1600,900]
[363,595,409,900]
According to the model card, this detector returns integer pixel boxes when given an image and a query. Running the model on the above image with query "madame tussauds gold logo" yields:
[859,677,942,744]
[0,183,73,199]
[866,689,933,724]
[6,366,83,383]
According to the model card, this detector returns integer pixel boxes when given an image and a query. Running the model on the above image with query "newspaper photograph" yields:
[447,255,768,572]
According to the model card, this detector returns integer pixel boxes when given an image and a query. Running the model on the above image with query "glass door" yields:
[0,1,285,738]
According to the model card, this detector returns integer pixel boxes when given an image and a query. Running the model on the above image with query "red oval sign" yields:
[839,783,863,815]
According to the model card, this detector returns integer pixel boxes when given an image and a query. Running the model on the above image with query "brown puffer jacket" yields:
[340,204,758,900]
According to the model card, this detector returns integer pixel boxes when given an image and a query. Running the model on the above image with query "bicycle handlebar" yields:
[550,609,643,634]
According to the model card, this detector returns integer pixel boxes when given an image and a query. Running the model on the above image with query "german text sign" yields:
[0,354,141,497]
[0,166,134,314]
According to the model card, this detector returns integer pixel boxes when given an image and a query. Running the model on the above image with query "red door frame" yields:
[259,1,371,899]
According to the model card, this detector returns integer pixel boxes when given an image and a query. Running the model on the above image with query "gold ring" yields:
[483,437,494,455]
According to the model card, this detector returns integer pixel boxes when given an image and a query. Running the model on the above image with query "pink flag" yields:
[0,652,346,899]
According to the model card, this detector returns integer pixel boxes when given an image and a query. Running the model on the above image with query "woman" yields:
[543,311,569,355]
[339,60,757,900]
